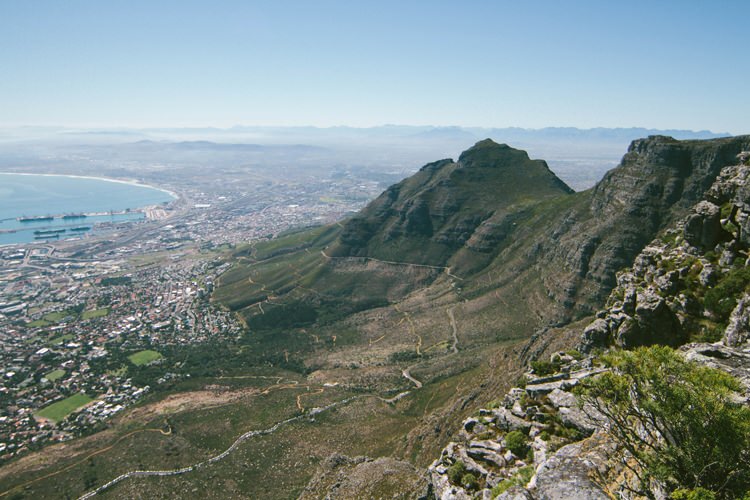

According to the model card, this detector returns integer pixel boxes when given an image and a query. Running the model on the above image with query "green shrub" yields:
[491,465,535,496]
[461,472,478,490]
[579,346,750,497]
[704,266,750,321]
[565,349,583,360]
[504,430,529,457]
[530,360,557,376]
[447,460,467,485]
[671,488,717,500]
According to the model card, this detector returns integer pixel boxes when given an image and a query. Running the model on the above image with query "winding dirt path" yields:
[447,306,459,354]
[320,250,463,281]
[401,368,423,389]
[76,396,359,499]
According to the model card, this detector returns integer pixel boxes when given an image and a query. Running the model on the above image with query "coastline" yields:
[0,172,179,200]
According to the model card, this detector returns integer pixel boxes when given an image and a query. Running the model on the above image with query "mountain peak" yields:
[470,138,507,149]
[458,138,531,167]
[334,141,573,265]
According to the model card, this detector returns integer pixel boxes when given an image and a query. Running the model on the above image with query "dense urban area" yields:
[0,164,382,463]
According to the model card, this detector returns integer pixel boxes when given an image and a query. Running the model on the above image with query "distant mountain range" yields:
[0,124,730,145]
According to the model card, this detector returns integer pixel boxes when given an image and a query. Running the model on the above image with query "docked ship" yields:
[69,226,91,232]
[62,213,87,219]
[34,229,66,235]
[18,215,54,223]
[34,234,60,240]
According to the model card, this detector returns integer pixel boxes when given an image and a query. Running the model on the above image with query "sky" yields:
[1,0,748,134]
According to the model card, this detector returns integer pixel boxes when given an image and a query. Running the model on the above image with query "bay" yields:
[0,173,175,246]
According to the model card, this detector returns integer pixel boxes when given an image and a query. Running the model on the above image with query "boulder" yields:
[616,289,685,348]
[532,436,613,500]
[580,318,610,352]
[682,342,750,394]
[467,447,507,468]
[546,388,577,408]
[558,405,600,436]
[725,294,750,347]
[699,263,717,286]
[492,407,532,432]
[683,201,724,249]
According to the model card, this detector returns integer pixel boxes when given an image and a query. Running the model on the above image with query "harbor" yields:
[18,209,137,223]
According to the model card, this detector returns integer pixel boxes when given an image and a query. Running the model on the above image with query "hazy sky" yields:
[1,0,748,133]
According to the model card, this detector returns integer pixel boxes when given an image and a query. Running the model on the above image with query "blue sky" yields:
[1,0,748,133]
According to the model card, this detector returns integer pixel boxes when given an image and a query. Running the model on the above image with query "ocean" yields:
[0,173,176,246]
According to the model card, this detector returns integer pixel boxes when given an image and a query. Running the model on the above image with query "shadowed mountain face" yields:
[333,139,574,265]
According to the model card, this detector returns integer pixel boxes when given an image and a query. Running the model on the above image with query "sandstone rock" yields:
[616,289,685,348]
[580,318,610,351]
[494,408,531,432]
[719,248,737,268]
[467,447,507,468]
[725,294,750,347]
[558,405,599,436]
[684,201,723,249]
[469,439,504,452]
[655,270,680,295]
[464,417,481,432]
[532,437,612,500]
[546,388,577,408]
[457,447,491,477]
[494,486,534,499]
[622,286,637,315]
[682,342,750,393]
[525,378,578,397]
[699,263,717,286]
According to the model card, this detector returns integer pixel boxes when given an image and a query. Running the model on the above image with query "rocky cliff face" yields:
[337,135,750,320]
[541,135,750,315]
[428,151,750,499]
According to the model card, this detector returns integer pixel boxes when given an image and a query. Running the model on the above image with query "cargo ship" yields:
[34,229,66,235]
[18,216,54,223]
[62,213,87,219]
[69,226,91,232]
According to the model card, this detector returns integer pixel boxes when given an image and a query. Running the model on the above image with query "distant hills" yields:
[0,124,729,145]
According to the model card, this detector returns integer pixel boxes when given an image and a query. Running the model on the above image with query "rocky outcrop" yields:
[683,201,725,249]
[725,294,750,347]
[681,341,750,395]
[579,158,750,351]
[530,434,617,500]
[548,135,750,314]
[430,158,750,499]
[428,355,617,499]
